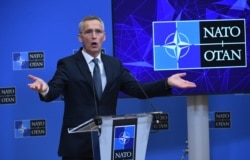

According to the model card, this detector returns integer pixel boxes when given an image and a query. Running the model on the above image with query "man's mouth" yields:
[91,42,98,47]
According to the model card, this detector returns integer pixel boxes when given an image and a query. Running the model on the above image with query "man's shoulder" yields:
[101,53,120,62]
[58,51,83,63]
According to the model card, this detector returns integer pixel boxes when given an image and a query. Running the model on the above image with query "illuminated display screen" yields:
[112,0,250,95]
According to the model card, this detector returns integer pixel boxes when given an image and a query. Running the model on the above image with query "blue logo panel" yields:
[113,125,135,150]
[13,52,29,70]
[153,19,246,70]
[15,120,31,138]
[112,119,137,160]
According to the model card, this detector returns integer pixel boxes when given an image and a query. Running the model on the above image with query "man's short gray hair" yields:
[78,15,105,32]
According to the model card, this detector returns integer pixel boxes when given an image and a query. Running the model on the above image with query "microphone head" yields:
[94,116,102,125]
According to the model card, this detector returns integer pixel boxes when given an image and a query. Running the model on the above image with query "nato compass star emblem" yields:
[16,56,26,66]
[17,124,27,134]
[163,30,191,62]
[119,131,130,145]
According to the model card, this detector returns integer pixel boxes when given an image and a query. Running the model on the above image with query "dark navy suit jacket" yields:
[40,47,172,158]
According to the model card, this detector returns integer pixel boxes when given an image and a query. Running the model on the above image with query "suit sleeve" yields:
[120,67,172,99]
[40,59,69,102]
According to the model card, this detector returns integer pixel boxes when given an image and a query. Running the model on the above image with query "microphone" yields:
[91,72,102,127]
[135,77,168,130]
[91,79,102,137]
[135,79,158,112]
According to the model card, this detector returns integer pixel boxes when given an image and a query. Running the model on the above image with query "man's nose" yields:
[92,32,97,38]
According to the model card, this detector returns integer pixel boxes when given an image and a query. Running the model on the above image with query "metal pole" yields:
[187,95,210,160]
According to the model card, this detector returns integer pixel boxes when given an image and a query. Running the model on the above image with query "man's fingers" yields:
[176,72,187,78]
[28,82,43,91]
[28,74,38,81]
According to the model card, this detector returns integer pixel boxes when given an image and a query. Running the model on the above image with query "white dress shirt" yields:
[82,50,107,92]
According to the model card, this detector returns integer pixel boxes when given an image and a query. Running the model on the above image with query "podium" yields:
[68,112,165,160]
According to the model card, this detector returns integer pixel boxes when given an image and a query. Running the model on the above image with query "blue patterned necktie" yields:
[92,58,102,100]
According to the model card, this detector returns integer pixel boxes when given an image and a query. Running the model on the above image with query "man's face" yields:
[78,19,106,56]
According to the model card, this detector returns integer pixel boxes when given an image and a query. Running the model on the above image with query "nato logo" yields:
[12,51,44,70]
[0,87,16,104]
[113,125,135,160]
[153,19,246,70]
[14,119,46,138]
[209,112,231,128]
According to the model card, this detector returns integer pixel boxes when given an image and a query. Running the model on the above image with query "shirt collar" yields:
[81,50,101,64]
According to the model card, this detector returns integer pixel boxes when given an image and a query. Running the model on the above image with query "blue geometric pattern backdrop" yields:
[112,0,250,95]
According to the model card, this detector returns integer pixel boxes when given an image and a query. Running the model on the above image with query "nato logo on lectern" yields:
[12,51,44,70]
[112,118,137,160]
[153,19,246,70]
[113,125,136,160]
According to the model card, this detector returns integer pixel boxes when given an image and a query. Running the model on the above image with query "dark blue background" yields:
[112,0,250,95]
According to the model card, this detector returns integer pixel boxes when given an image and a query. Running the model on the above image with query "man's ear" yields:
[103,32,106,42]
[78,34,82,42]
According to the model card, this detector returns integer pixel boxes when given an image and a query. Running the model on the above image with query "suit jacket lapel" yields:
[73,51,114,96]
[74,51,93,88]
[101,55,113,92]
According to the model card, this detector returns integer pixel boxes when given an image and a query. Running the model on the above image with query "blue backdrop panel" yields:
[209,94,250,160]
[0,1,112,160]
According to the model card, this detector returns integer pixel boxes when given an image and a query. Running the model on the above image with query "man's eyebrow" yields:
[84,29,103,32]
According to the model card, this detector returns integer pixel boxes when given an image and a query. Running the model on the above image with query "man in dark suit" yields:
[27,15,196,160]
